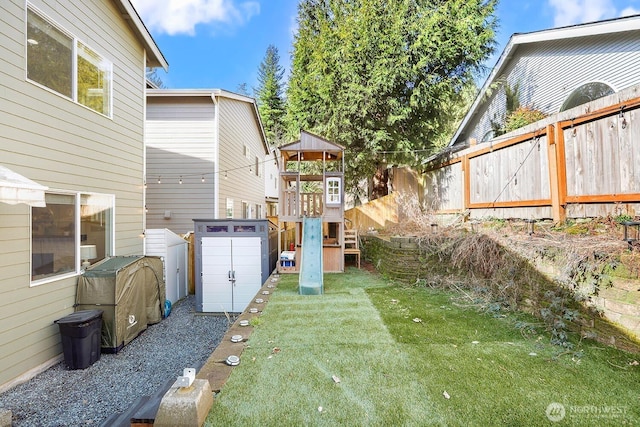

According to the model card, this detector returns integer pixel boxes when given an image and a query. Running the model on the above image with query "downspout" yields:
[141,50,148,254]
[212,93,220,219]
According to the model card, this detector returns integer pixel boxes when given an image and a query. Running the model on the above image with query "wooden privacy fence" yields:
[423,85,640,221]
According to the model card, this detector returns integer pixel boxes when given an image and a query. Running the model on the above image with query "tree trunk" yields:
[370,165,389,200]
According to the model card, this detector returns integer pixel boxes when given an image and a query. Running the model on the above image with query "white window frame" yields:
[326,177,341,205]
[26,4,113,118]
[226,198,234,218]
[242,201,251,219]
[30,191,115,286]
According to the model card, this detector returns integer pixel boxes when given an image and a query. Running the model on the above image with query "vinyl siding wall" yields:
[0,0,147,389]
[465,31,640,144]
[218,97,267,219]
[145,96,217,234]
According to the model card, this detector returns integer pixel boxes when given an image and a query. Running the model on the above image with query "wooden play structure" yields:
[277,131,360,273]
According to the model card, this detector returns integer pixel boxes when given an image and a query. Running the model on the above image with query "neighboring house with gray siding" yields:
[145,90,269,234]
[0,0,166,391]
[450,14,640,147]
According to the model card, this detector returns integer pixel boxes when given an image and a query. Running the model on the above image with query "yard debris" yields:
[391,299,399,304]
[630,360,639,366]
[332,375,341,383]
[529,352,538,357]
[471,341,479,344]
[272,347,281,354]
[443,391,451,399]
[318,406,323,413]
[412,318,422,323]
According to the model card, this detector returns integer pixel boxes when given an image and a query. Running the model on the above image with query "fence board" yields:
[418,87,640,221]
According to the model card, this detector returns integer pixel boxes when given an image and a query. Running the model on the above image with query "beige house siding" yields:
[0,0,154,390]
[145,91,268,230]
[218,97,267,219]
[146,96,217,233]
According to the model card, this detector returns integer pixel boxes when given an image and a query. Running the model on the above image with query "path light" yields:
[255,298,264,304]
[525,219,535,236]
[622,220,640,250]
[230,335,243,343]
[262,290,269,295]
[225,355,240,366]
[249,308,258,314]
[239,320,249,327]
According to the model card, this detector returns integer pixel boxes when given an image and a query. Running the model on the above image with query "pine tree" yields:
[286,0,497,198]
[255,45,286,146]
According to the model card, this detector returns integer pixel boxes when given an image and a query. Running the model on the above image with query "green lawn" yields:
[206,269,639,426]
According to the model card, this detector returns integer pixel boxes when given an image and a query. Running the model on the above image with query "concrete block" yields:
[154,379,213,427]
[0,408,11,427]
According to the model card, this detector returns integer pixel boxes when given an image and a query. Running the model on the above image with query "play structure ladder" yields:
[344,228,360,269]
[299,217,324,294]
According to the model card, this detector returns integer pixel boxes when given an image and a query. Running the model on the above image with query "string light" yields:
[201,176,205,183]
[157,176,161,184]
[179,176,183,184]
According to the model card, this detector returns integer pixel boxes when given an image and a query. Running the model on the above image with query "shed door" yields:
[201,237,262,312]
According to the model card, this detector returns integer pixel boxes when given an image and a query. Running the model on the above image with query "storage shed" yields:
[76,256,165,353]
[193,219,277,313]
[145,228,189,305]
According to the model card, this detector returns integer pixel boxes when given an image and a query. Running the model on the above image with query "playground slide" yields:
[299,217,324,295]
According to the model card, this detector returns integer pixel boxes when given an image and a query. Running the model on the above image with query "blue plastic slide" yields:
[299,217,324,295]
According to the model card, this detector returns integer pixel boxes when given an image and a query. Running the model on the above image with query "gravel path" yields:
[0,296,229,426]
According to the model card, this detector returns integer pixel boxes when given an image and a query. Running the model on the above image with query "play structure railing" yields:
[282,190,323,218]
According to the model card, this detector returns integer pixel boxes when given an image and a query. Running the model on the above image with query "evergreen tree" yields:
[236,82,251,96]
[145,67,165,88]
[255,45,287,146]
[286,0,497,199]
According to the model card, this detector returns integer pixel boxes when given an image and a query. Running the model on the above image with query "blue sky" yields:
[131,0,640,93]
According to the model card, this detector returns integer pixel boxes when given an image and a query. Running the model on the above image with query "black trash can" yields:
[54,309,103,370]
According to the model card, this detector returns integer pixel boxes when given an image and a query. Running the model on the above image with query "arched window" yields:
[560,82,615,112]
[480,130,494,143]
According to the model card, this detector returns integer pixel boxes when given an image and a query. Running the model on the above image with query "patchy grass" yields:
[206,269,640,426]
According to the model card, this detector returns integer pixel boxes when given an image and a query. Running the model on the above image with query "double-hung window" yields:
[31,192,114,284]
[26,6,113,117]
[226,198,234,218]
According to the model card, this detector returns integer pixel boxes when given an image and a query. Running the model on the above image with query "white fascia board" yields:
[116,0,168,71]
[146,89,218,97]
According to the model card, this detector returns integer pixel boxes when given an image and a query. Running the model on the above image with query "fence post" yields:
[547,123,567,222]
[462,154,470,211]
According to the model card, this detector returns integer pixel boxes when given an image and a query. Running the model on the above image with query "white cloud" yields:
[620,6,640,16]
[548,0,616,26]
[131,0,260,36]
[548,0,640,26]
